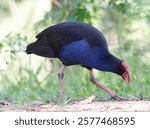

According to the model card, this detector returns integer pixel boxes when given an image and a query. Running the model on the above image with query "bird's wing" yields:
[35,22,109,56]
[58,39,104,69]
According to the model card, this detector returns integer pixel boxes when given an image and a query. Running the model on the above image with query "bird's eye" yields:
[121,67,124,71]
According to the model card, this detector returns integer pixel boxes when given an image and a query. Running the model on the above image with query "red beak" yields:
[122,62,130,85]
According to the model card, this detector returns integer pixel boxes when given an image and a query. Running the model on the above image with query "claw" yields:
[111,95,128,101]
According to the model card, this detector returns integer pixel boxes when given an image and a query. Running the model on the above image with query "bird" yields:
[26,22,130,101]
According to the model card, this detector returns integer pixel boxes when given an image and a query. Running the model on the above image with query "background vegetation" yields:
[0,0,150,104]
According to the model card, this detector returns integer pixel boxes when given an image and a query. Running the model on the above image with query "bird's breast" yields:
[58,39,108,69]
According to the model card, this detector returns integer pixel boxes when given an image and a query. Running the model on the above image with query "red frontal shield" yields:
[122,62,130,85]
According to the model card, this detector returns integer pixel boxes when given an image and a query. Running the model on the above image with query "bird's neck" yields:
[94,53,122,73]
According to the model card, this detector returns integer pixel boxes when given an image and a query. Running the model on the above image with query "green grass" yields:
[0,43,150,105]
[0,0,149,105]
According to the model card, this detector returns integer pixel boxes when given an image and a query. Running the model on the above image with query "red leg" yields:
[89,69,127,100]
[58,65,66,102]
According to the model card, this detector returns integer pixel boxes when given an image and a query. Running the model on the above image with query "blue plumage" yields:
[26,22,124,75]
[26,22,130,101]
[59,39,112,71]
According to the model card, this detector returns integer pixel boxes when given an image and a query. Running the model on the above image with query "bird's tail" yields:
[26,41,56,58]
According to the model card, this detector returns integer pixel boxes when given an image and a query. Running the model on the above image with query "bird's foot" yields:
[111,95,128,101]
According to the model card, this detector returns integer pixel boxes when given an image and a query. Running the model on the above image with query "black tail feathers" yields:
[26,42,55,58]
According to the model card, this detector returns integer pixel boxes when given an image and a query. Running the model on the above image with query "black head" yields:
[113,61,130,85]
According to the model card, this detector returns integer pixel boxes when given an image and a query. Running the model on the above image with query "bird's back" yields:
[36,22,108,55]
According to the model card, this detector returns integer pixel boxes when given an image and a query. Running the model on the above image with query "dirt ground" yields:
[1,97,150,112]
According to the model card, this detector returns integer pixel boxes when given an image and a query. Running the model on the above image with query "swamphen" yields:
[26,22,130,101]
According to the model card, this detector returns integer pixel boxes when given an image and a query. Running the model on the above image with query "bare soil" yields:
[1,99,150,112]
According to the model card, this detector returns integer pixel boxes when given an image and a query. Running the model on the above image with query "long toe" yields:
[111,95,128,101]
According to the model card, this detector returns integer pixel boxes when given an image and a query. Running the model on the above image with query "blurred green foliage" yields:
[0,0,150,104]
